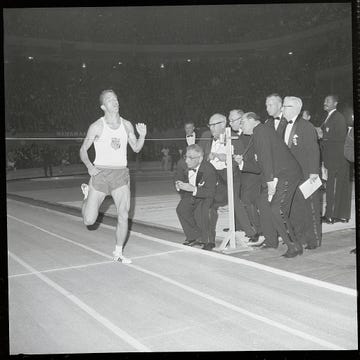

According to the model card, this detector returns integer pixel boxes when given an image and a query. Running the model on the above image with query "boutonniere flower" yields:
[326,127,329,132]
[292,134,298,146]
[198,181,205,187]
[254,154,258,161]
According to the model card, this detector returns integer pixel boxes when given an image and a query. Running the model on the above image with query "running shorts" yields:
[91,168,130,195]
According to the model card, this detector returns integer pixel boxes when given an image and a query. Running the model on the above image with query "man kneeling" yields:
[175,144,218,251]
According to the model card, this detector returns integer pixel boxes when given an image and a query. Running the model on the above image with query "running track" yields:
[7,199,357,353]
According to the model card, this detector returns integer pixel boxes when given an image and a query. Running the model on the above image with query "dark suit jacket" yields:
[285,116,320,178]
[174,159,217,200]
[265,116,288,138]
[320,110,348,169]
[248,123,302,183]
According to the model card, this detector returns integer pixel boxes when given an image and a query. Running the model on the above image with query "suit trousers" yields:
[176,196,215,244]
[325,161,352,220]
[213,169,256,237]
[290,188,322,247]
[269,178,301,249]
[256,188,278,247]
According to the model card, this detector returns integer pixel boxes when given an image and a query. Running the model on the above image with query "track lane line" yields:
[8,260,114,278]
[9,251,151,352]
[7,210,357,296]
[127,263,347,350]
[8,213,351,349]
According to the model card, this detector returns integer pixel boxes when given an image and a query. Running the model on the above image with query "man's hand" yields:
[215,153,226,162]
[176,181,195,193]
[309,174,319,184]
[315,127,323,139]
[208,152,216,160]
[88,165,101,177]
[233,154,243,165]
[135,123,147,138]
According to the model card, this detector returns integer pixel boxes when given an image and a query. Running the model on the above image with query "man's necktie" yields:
[274,117,281,120]
[186,135,193,138]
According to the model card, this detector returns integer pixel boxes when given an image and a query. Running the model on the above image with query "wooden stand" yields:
[213,127,253,254]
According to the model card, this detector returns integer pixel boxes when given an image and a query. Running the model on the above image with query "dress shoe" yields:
[202,242,215,251]
[247,233,261,243]
[281,248,301,258]
[295,243,303,255]
[332,218,349,223]
[183,239,197,246]
[254,241,277,249]
[305,244,317,250]
[350,248,356,254]
[190,240,205,247]
[321,216,334,224]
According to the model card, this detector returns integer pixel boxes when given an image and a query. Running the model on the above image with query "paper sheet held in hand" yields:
[299,177,322,199]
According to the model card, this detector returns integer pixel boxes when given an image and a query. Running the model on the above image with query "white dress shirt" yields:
[210,138,227,170]
[186,132,196,145]
[274,113,283,130]
[188,164,200,195]
[284,116,297,145]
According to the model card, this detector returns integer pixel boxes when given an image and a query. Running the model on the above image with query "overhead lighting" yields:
[160,63,165,68]
[118,61,122,65]
[288,51,293,55]
[187,59,191,63]
[28,56,34,60]
[82,62,86,68]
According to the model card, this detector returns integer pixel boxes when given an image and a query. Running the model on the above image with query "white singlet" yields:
[93,117,128,168]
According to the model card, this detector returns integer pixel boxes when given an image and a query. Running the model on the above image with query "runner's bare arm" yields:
[126,121,147,153]
[79,121,102,176]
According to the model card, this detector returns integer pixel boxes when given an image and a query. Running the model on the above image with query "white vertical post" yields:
[225,127,236,249]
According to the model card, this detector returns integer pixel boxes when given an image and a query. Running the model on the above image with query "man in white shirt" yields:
[265,93,287,136]
[80,89,146,263]
[202,113,258,240]
[175,144,218,250]
[282,96,321,249]
[185,121,196,146]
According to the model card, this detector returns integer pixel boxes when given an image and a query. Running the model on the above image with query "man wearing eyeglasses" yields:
[175,144,218,251]
[265,93,288,137]
[201,113,258,242]
[230,109,268,243]
[237,112,303,258]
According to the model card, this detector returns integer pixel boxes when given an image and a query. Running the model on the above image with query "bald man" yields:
[201,113,258,241]
[282,96,322,249]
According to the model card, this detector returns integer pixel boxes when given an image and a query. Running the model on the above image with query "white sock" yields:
[113,246,132,264]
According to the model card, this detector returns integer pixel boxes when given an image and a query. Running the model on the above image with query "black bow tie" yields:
[287,120,293,124]
[274,117,281,120]
[186,134,194,138]
[189,168,196,172]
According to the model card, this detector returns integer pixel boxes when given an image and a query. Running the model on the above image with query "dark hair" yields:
[99,89,117,105]
[184,121,195,126]
[327,94,339,103]
[244,112,261,122]
[266,93,282,103]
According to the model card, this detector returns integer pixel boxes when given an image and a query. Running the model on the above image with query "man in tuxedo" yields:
[319,95,351,223]
[229,109,266,240]
[265,93,288,137]
[282,96,321,249]
[175,121,198,177]
[175,144,218,251]
[238,112,303,257]
[200,113,258,241]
